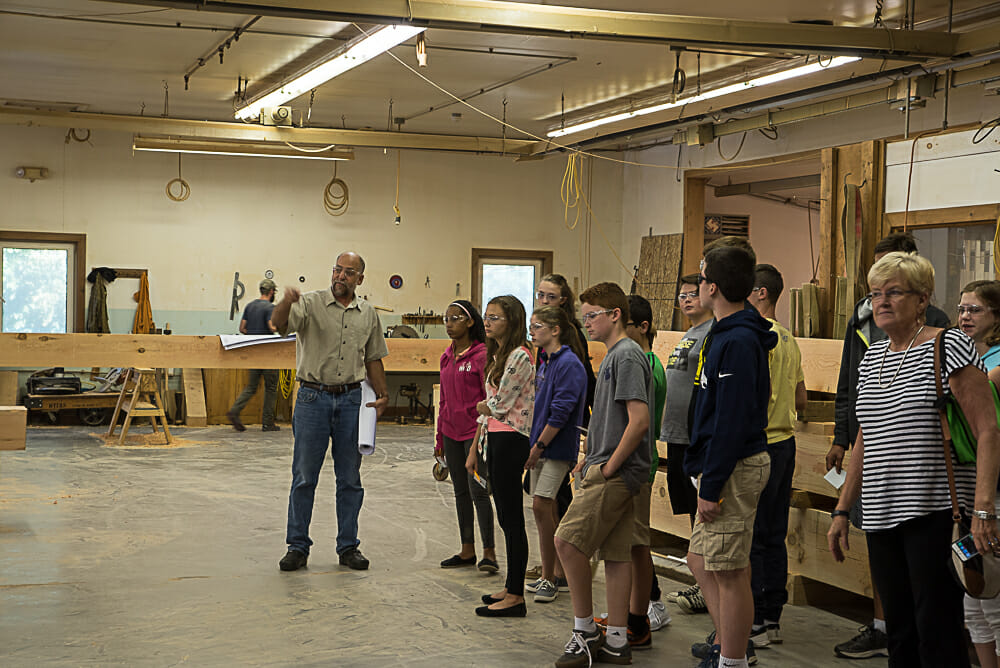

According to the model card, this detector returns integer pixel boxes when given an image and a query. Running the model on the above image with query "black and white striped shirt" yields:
[857,328,984,532]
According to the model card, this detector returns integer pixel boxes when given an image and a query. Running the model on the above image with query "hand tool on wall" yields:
[230,272,245,320]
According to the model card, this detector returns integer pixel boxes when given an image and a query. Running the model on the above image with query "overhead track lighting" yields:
[133,136,355,161]
[234,25,426,121]
[548,56,861,138]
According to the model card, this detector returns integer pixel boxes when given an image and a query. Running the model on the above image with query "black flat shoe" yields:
[441,554,477,568]
[475,602,527,618]
[481,594,505,605]
[477,557,500,573]
[279,549,307,572]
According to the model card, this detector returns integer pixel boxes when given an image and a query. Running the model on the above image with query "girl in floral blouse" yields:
[469,295,535,618]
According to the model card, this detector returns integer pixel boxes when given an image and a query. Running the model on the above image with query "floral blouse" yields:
[485,346,535,437]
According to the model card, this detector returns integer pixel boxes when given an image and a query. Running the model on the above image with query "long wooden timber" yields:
[0,333,611,373]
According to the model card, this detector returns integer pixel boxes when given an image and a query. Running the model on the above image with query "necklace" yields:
[877,325,924,389]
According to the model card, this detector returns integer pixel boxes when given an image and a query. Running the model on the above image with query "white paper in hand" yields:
[824,467,847,490]
[358,380,377,456]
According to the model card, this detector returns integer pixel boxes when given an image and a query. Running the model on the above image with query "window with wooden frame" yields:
[0,231,86,333]
[471,248,553,317]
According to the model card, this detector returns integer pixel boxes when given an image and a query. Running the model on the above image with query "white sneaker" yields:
[647,600,671,631]
[525,577,544,593]
[533,578,559,603]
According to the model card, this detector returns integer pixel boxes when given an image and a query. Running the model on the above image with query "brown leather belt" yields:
[298,380,361,395]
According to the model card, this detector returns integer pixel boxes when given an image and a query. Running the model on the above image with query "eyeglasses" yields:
[536,291,561,302]
[868,289,917,302]
[677,291,698,301]
[484,314,507,323]
[332,266,359,278]
[441,315,467,324]
[752,286,763,293]
[698,274,713,285]
[958,305,994,316]
[699,258,706,271]
[529,322,549,331]
[581,309,613,322]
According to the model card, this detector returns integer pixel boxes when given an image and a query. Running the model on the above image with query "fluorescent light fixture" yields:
[235,25,426,121]
[548,56,861,138]
[133,136,355,161]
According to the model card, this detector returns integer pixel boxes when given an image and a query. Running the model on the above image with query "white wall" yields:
[1,125,626,334]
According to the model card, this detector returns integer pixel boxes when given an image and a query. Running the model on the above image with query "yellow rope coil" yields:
[279,369,296,399]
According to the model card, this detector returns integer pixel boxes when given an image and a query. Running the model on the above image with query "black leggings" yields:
[487,430,530,597]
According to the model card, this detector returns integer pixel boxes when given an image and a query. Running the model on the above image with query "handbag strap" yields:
[933,329,963,523]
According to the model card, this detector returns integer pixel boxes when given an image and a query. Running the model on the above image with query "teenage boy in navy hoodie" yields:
[686,245,776,668]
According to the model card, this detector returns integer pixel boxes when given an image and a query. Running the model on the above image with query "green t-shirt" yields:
[646,350,665,483]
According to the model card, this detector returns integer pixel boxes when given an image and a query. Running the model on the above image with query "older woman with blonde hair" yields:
[828,252,1000,668]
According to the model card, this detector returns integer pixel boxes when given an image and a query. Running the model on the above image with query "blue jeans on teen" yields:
[286,385,363,556]
[750,436,796,624]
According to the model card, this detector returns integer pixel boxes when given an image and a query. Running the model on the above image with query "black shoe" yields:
[262,424,281,432]
[279,549,307,571]
[339,547,370,570]
[227,411,245,432]
[440,554,477,568]
[834,623,889,659]
[477,557,499,573]
[691,630,717,659]
[481,593,505,605]
[475,602,526,617]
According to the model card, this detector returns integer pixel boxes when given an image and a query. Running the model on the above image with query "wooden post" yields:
[818,148,838,338]
[682,176,707,278]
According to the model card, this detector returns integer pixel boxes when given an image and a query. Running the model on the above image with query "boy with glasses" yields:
[662,275,715,614]
[554,282,653,667]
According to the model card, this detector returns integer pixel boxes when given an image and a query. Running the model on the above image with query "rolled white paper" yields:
[358,380,377,456]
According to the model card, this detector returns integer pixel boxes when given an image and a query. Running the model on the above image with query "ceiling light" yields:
[234,25,426,121]
[133,136,354,161]
[548,56,861,138]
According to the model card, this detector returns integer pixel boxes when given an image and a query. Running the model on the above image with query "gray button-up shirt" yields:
[280,289,388,385]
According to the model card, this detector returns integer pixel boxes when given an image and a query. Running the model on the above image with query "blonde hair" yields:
[868,251,935,297]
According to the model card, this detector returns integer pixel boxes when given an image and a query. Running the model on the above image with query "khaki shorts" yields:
[555,464,634,562]
[632,482,652,548]
[689,451,770,571]
[529,458,572,499]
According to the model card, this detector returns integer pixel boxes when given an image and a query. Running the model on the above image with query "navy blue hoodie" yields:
[685,306,777,502]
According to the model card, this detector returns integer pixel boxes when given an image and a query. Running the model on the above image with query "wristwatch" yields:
[973,509,999,520]
[830,509,850,519]
[535,441,548,450]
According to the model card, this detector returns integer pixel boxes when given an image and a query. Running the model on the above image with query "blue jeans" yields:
[286,385,363,556]
[750,436,796,624]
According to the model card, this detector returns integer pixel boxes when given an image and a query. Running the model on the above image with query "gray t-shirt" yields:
[583,336,652,494]
[660,319,712,444]
[241,299,275,335]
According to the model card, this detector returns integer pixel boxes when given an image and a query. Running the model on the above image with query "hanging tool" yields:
[230,272,245,320]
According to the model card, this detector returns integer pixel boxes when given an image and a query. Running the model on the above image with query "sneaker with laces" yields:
[696,644,720,668]
[750,625,770,648]
[526,577,544,593]
[534,578,559,603]
[834,623,889,659]
[692,638,757,666]
[665,582,699,602]
[675,586,708,614]
[647,600,671,631]
[595,639,632,664]
[555,629,605,668]
[766,623,782,645]
[691,631,716,660]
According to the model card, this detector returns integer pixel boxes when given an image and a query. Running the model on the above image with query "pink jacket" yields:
[436,341,487,449]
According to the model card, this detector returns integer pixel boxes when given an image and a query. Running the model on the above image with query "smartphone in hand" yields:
[953,534,979,562]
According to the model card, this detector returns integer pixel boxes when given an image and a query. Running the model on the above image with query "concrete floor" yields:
[1,423,889,667]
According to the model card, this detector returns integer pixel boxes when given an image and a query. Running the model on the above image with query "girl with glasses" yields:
[536,273,596,422]
[436,300,498,575]
[523,306,588,605]
[470,295,535,617]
